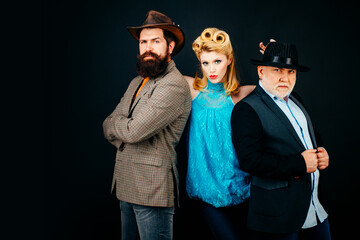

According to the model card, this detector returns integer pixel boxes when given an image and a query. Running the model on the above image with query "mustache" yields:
[276,83,290,88]
[137,51,161,61]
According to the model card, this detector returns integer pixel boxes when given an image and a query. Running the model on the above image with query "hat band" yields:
[263,56,298,66]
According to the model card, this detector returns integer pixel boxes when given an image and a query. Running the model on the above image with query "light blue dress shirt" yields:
[259,81,328,228]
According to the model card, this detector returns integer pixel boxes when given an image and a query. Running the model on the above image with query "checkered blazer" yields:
[103,61,192,207]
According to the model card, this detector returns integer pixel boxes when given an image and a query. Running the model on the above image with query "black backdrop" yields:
[43,0,360,239]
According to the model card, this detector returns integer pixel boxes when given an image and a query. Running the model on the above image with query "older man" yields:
[103,10,191,240]
[231,42,331,240]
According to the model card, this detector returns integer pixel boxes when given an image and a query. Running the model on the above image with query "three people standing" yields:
[103,9,331,240]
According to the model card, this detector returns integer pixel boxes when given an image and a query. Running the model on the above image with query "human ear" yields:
[227,57,232,66]
[168,41,175,55]
[257,66,264,80]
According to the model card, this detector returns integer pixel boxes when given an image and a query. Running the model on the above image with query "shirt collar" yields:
[258,80,289,102]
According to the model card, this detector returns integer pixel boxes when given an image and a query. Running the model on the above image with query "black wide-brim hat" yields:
[127,10,185,56]
[251,42,310,72]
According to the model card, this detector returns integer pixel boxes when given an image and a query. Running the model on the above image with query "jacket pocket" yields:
[250,177,289,217]
[133,137,162,167]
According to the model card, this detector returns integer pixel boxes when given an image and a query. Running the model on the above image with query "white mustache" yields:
[276,84,290,88]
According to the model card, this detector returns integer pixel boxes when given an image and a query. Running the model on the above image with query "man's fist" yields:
[302,149,318,173]
[317,147,329,170]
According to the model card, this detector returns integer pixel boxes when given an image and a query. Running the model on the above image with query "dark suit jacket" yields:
[231,85,324,234]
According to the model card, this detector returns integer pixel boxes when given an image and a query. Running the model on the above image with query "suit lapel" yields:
[290,95,318,149]
[126,76,143,115]
[255,86,305,149]
[129,79,153,114]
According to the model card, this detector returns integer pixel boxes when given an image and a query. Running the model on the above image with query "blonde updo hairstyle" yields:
[192,28,240,95]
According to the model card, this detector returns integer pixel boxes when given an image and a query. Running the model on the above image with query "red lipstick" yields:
[209,75,218,79]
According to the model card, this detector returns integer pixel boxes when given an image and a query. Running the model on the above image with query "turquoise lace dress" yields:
[186,80,250,208]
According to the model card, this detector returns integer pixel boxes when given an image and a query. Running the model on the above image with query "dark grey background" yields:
[43,0,359,239]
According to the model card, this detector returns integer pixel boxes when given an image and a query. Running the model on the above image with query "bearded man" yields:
[103,10,191,240]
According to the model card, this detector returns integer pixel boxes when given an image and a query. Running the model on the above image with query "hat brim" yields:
[251,59,310,72]
[127,23,185,56]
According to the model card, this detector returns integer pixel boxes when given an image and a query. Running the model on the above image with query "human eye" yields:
[273,68,280,72]
[140,40,146,44]
[202,61,208,66]
[215,60,222,64]
[153,38,161,44]
[289,69,296,74]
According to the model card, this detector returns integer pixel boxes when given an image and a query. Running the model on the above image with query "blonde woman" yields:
[185,28,255,240]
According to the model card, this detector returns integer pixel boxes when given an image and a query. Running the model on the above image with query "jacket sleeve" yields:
[231,102,307,179]
[103,79,188,144]
[103,96,126,148]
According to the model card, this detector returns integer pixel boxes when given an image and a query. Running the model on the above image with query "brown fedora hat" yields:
[127,10,185,56]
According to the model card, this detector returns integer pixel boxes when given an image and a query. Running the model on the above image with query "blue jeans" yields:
[249,218,331,240]
[120,200,175,240]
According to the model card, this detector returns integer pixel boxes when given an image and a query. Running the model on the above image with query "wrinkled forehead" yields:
[139,28,165,40]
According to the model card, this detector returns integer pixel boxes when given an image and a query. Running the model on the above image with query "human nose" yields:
[280,72,290,82]
[209,64,216,73]
[145,42,153,52]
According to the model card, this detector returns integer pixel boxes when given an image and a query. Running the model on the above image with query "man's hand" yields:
[301,149,318,173]
[317,147,329,170]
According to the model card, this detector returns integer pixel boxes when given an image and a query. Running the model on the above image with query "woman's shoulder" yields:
[184,75,194,85]
[231,85,256,104]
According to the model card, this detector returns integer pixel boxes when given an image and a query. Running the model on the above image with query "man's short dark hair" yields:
[163,29,176,47]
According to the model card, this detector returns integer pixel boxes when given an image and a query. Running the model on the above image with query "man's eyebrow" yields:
[140,37,161,42]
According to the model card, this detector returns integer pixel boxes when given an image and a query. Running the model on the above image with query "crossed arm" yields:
[103,80,188,146]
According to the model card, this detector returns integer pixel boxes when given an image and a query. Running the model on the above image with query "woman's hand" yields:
[259,39,276,54]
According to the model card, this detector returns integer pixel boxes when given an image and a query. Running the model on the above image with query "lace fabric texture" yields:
[186,80,250,208]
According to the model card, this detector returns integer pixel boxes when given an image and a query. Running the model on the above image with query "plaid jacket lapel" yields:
[129,78,152,115]
[128,61,176,115]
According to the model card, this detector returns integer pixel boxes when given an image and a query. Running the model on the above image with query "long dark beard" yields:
[136,51,169,78]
